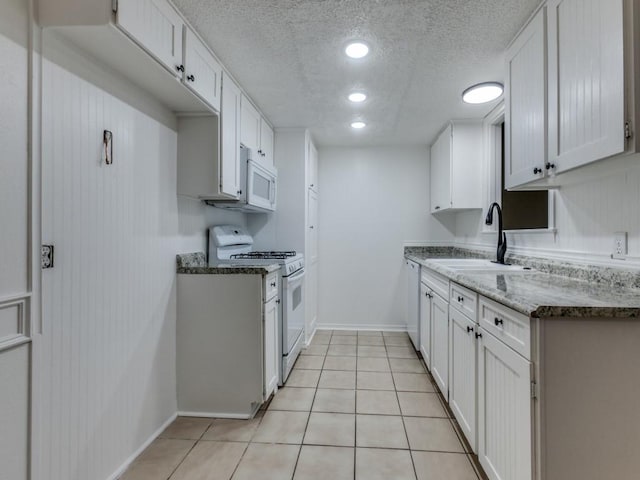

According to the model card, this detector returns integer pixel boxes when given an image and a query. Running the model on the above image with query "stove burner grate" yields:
[230,251,297,260]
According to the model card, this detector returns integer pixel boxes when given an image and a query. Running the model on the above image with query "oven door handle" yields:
[284,269,305,283]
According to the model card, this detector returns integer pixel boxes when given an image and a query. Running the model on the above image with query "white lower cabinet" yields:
[430,293,449,397]
[419,282,432,369]
[449,307,477,452]
[263,294,279,399]
[478,327,532,480]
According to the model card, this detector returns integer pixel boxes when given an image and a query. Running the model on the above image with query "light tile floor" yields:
[121,330,484,480]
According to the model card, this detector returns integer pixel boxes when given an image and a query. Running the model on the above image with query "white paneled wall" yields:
[317,147,455,330]
[456,165,640,263]
[37,41,180,480]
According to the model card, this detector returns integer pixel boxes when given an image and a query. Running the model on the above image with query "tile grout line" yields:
[288,330,332,479]
[165,418,214,480]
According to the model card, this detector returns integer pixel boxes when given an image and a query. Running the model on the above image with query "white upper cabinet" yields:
[241,95,262,151]
[505,7,547,189]
[548,0,626,173]
[308,141,319,192]
[116,0,184,76]
[220,72,242,198]
[240,96,274,166]
[259,119,274,166]
[430,121,483,213]
[183,27,222,112]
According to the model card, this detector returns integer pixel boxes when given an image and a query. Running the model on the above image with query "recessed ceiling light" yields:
[462,82,503,104]
[351,121,366,129]
[348,92,367,103]
[345,42,369,59]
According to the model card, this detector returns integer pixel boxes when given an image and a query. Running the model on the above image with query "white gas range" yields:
[209,226,305,384]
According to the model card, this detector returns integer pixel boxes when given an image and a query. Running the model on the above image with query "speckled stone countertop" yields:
[406,247,640,318]
[176,252,280,275]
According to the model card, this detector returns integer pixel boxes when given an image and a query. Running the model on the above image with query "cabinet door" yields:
[116,0,183,76]
[307,189,318,264]
[220,73,241,198]
[183,27,222,111]
[449,309,477,452]
[241,95,261,151]
[548,0,625,173]
[430,124,451,213]
[259,118,274,166]
[478,329,532,480]
[305,263,318,343]
[264,296,279,399]
[430,293,449,397]
[308,140,319,191]
[419,284,432,370]
[505,7,547,189]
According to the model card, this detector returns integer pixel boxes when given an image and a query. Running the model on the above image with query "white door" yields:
[116,0,184,76]
[259,118,274,166]
[264,296,278,399]
[548,0,625,173]
[449,308,477,452]
[430,124,451,213]
[505,7,547,189]
[183,27,222,111]
[220,72,241,198]
[240,95,261,151]
[430,294,449,397]
[478,328,532,480]
[419,283,432,370]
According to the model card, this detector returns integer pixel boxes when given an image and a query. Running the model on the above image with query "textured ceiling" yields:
[173,0,540,146]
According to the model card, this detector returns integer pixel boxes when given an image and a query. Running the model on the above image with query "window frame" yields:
[481,102,556,235]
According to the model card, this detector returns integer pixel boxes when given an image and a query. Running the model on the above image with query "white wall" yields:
[317,146,454,330]
[455,165,640,264]
[178,196,248,256]
[0,0,30,477]
[34,31,221,480]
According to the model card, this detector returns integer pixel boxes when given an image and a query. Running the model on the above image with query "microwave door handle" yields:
[271,179,276,207]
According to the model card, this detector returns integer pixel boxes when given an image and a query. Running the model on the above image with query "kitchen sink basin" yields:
[428,258,534,272]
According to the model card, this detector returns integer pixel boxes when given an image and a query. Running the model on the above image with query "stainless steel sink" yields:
[428,258,534,272]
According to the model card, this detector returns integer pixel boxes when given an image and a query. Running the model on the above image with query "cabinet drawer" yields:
[450,282,477,319]
[479,296,530,359]
[421,268,449,301]
[264,272,279,302]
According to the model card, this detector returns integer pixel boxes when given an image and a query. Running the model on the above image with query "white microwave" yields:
[213,146,277,213]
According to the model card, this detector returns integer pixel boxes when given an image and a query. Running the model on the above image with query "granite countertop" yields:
[176,252,280,275]
[406,248,640,318]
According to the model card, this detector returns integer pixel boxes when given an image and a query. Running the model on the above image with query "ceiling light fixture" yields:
[345,42,369,59]
[462,82,504,104]
[348,92,367,103]
[351,121,366,129]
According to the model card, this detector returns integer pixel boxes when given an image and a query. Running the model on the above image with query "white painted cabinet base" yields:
[478,328,532,480]
[177,274,274,418]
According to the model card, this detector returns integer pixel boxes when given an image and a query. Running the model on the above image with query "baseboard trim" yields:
[108,411,177,480]
[316,323,407,332]
[178,410,255,420]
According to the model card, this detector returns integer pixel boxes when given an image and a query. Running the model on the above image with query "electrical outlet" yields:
[612,232,627,259]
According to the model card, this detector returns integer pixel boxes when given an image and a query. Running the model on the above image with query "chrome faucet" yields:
[485,202,507,265]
